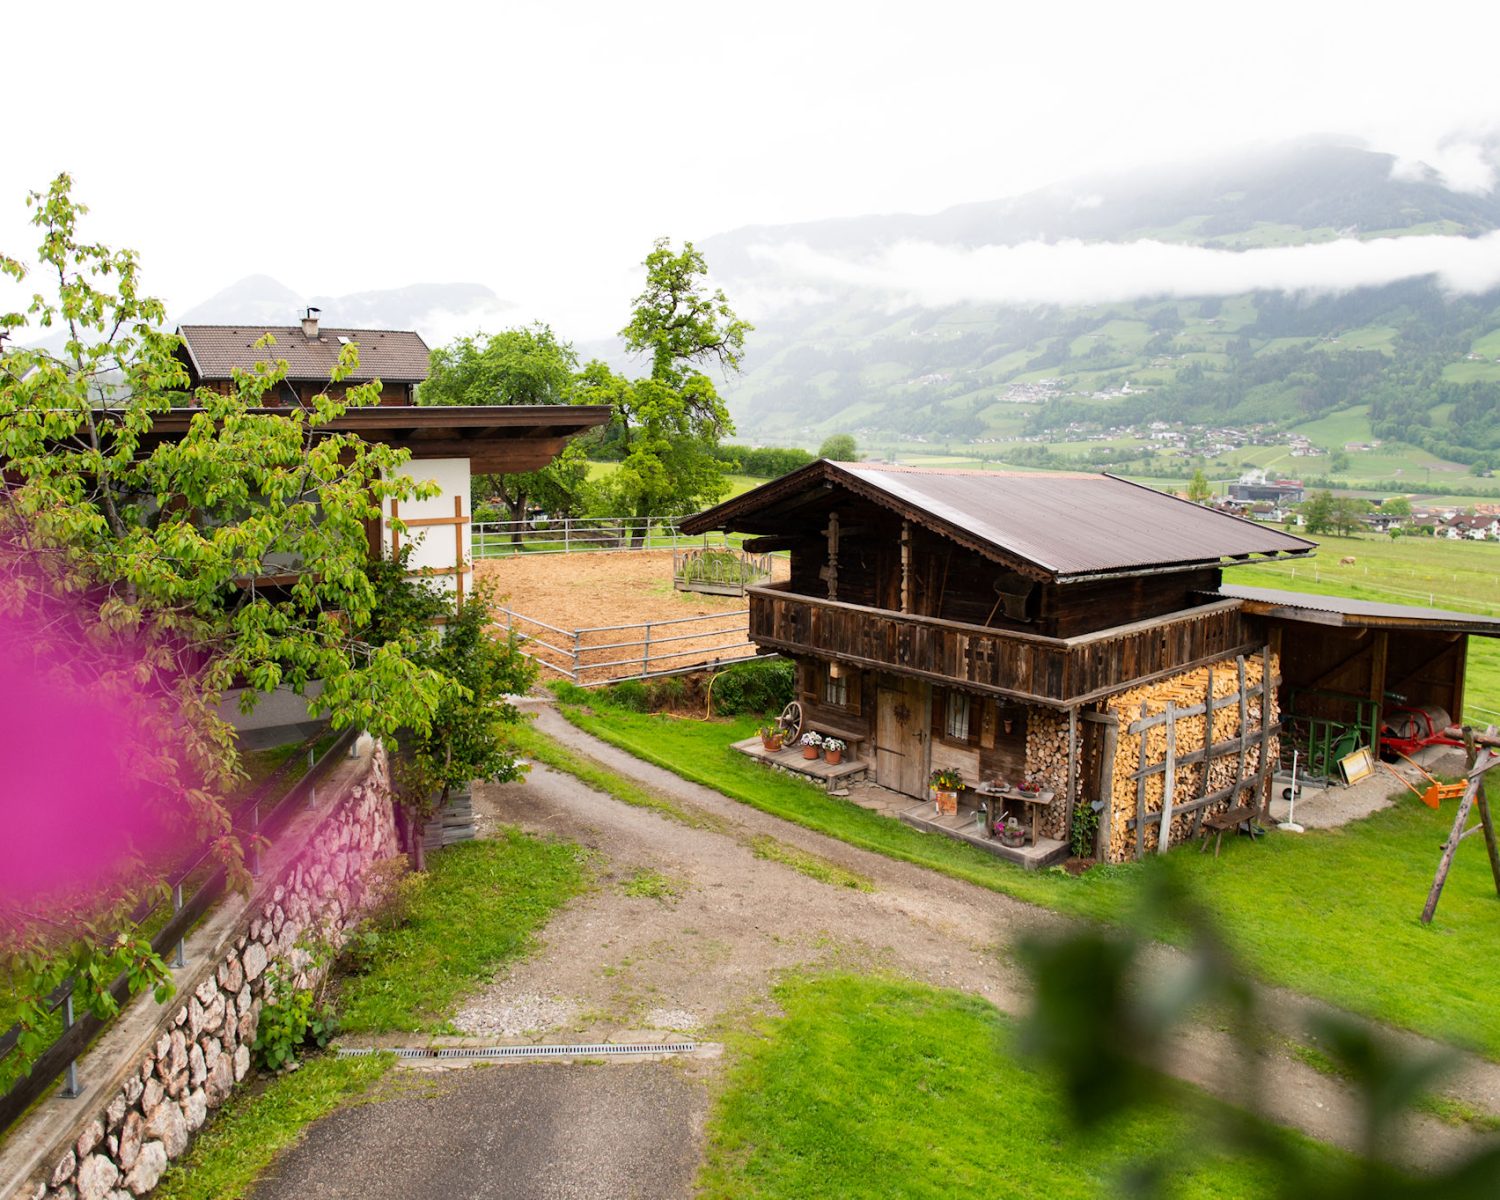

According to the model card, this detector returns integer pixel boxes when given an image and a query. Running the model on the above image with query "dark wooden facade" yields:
[686,463,1495,812]
[752,585,1253,708]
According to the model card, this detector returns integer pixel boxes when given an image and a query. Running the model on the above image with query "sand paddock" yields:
[474,550,789,682]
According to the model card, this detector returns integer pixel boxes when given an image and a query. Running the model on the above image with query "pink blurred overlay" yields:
[0,610,191,916]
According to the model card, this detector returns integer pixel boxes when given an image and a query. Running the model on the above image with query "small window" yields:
[825,669,848,707]
[944,691,971,741]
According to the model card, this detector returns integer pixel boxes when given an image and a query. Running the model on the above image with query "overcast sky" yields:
[4,0,1499,340]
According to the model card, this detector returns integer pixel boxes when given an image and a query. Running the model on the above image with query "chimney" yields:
[300,306,321,339]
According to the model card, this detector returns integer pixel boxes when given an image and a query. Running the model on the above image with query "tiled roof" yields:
[177,325,431,383]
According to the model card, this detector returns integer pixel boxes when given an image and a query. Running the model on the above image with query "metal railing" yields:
[473,516,691,557]
[0,727,357,1131]
[671,546,774,596]
[495,605,763,685]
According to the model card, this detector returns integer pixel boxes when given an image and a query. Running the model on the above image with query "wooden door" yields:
[875,674,932,798]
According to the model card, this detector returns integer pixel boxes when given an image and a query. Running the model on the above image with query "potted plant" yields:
[800,731,825,760]
[822,736,847,765]
[995,814,1026,848]
[929,766,963,816]
[1017,775,1045,800]
[759,724,785,752]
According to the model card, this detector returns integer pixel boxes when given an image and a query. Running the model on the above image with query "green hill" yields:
[704,141,1500,481]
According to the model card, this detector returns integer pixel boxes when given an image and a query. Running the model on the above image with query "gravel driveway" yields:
[254,702,1500,1197]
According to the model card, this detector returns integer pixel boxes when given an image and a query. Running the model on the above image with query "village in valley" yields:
[5,9,1500,1200]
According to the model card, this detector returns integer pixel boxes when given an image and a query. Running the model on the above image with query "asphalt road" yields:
[252,1061,705,1200]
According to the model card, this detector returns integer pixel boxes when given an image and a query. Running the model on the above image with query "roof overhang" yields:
[1216,584,1500,638]
[684,459,1316,583]
[111,405,613,475]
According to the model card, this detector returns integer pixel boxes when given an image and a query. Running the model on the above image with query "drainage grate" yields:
[338,1042,699,1062]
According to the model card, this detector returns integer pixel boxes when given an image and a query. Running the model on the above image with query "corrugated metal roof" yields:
[178,325,431,383]
[835,463,1314,576]
[1217,584,1500,633]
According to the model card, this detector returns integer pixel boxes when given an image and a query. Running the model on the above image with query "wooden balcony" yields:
[747,584,1255,708]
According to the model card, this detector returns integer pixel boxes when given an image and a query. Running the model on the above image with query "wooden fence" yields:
[495,605,765,685]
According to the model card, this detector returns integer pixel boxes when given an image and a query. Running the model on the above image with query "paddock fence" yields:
[473,516,689,557]
[495,604,767,686]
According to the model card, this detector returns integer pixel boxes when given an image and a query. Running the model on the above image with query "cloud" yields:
[750,232,1500,309]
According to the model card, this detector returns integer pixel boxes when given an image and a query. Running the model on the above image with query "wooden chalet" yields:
[170,316,611,599]
[682,461,1500,865]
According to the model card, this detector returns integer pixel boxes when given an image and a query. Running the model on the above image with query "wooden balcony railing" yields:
[747,584,1254,707]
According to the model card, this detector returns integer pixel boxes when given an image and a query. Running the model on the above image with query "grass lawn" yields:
[153,1054,391,1200]
[557,700,1500,1058]
[337,829,589,1035]
[699,974,1339,1199]
[1223,533,1500,725]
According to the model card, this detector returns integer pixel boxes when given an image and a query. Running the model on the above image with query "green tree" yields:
[817,433,859,461]
[419,325,592,538]
[593,239,752,535]
[1330,495,1373,537]
[1185,468,1212,504]
[1301,489,1336,534]
[365,558,533,869]
[0,176,459,1057]
[1382,496,1412,518]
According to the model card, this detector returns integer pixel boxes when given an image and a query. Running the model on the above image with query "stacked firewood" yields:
[1024,711,1072,840]
[1100,653,1280,862]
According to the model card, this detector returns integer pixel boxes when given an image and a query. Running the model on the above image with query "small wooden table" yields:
[974,785,1055,845]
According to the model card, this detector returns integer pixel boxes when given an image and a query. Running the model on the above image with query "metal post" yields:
[308,747,317,808]
[643,621,651,675]
[62,995,79,1097]
[564,519,571,554]
[173,883,185,968]
[250,804,261,878]
[573,631,582,684]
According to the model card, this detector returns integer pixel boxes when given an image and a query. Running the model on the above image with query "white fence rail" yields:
[496,604,765,685]
[474,516,692,557]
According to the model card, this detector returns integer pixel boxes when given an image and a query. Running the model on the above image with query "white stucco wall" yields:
[382,457,471,597]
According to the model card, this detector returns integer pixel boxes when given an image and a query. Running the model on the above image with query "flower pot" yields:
[823,748,844,765]
[802,745,820,760]
[1001,831,1025,849]
[761,736,783,752]
[933,789,958,816]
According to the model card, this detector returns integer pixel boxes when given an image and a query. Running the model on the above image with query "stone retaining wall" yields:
[14,747,402,1200]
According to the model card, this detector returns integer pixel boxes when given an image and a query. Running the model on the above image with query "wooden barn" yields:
[681,461,1500,866]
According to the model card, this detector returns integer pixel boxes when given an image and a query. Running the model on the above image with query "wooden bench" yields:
[806,721,866,760]
[1200,803,1264,858]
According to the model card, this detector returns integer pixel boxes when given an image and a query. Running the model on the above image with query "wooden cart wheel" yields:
[777,701,803,747]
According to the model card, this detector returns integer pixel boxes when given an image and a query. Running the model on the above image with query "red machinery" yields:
[1378,705,1465,760]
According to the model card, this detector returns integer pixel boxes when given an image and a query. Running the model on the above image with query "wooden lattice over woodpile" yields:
[1101,651,1280,862]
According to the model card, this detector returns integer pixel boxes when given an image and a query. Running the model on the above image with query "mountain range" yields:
[697,140,1500,467]
[174,140,1500,468]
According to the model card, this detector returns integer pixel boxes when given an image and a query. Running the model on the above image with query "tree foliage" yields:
[589,239,751,524]
[817,433,859,462]
[1186,468,1212,504]
[0,176,461,1056]
[419,324,594,531]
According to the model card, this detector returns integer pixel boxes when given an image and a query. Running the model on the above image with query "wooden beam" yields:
[1098,716,1119,858]
[900,520,912,614]
[1158,702,1177,854]
[1135,700,1149,861]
